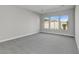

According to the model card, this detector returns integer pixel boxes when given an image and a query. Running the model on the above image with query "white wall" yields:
[75,5,79,50]
[0,6,40,42]
[40,8,75,37]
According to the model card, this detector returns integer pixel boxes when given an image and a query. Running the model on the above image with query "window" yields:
[43,15,68,30]
[60,16,68,30]
[44,17,49,29]
[50,16,59,30]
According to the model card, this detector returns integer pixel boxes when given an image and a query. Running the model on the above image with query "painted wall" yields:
[0,6,40,42]
[75,5,79,50]
[40,8,75,37]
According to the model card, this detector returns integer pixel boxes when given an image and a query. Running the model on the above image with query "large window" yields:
[44,17,50,29]
[60,16,68,30]
[50,16,59,30]
[43,15,68,30]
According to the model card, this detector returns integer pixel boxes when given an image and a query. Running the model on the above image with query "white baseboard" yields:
[40,32,75,37]
[0,32,38,43]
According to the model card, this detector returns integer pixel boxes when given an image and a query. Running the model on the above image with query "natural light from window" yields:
[43,15,68,30]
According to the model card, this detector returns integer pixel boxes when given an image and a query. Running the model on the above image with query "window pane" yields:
[54,21,59,29]
[50,21,54,29]
[43,17,50,29]
[44,20,49,29]
[50,16,59,30]
[60,16,68,30]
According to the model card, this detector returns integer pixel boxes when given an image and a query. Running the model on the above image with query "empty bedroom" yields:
[0,5,79,54]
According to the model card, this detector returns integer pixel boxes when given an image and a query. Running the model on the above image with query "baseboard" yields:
[0,32,39,43]
[40,32,75,37]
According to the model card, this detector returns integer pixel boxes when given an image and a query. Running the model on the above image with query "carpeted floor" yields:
[0,33,78,54]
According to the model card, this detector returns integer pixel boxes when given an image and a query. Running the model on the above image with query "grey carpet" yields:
[0,33,78,54]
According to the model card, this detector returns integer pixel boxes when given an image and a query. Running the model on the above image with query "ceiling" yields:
[17,5,74,14]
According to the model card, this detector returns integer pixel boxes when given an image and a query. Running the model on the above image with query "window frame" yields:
[43,15,69,31]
